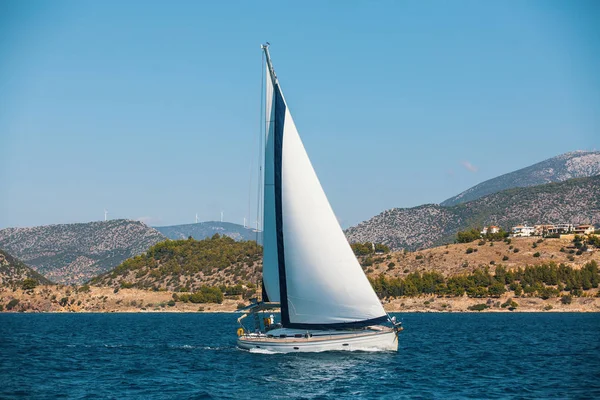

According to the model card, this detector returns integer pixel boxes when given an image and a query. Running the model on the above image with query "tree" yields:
[488,282,506,297]
[456,228,481,243]
[21,279,38,290]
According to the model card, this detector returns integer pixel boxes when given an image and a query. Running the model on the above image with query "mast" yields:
[261,43,277,87]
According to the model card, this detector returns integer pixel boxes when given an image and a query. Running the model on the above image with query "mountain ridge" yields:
[0,219,166,284]
[346,175,600,251]
[154,221,260,243]
[441,150,600,207]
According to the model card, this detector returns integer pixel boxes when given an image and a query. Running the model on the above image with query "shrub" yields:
[59,297,69,307]
[78,284,91,293]
[501,299,518,309]
[478,240,486,246]
[513,248,520,253]
[167,300,176,307]
[561,295,572,305]
[6,299,20,310]
[544,304,553,311]
[21,279,38,290]
[466,248,474,254]
[387,262,396,270]
[533,252,541,258]
[502,256,509,261]
[468,303,489,311]
[415,254,423,260]
[514,285,523,297]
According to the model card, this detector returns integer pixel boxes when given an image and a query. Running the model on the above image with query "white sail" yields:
[261,47,387,328]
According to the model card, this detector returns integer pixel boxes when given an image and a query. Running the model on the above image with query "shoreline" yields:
[1,286,598,314]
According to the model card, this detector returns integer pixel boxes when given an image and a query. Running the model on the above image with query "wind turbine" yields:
[104,209,108,221]
[220,211,224,223]
[195,213,199,224]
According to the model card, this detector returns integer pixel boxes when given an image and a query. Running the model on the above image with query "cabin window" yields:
[267,334,273,338]
[294,334,303,338]
[293,347,299,350]
[279,334,287,338]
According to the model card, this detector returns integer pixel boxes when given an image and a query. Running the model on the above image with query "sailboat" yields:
[236,44,402,353]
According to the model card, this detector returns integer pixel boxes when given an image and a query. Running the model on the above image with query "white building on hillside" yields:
[547,224,574,235]
[481,226,500,235]
[511,225,535,237]
[574,224,595,235]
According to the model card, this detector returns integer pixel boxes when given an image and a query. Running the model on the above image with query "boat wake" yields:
[247,348,282,355]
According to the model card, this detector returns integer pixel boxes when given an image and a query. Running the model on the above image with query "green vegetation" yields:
[501,299,518,309]
[456,228,509,244]
[350,242,390,256]
[6,299,20,310]
[468,304,489,311]
[456,228,481,243]
[369,261,599,300]
[90,235,262,291]
[21,278,38,290]
[175,286,224,304]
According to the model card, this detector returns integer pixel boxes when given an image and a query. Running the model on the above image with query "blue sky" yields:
[1,0,599,229]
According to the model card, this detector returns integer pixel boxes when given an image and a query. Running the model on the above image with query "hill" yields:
[154,221,261,243]
[0,220,166,285]
[346,175,600,251]
[0,250,53,287]
[441,150,600,207]
[89,235,262,291]
[361,236,600,280]
[2,236,599,313]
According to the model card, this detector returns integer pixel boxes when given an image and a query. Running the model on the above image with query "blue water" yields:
[1,313,599,399]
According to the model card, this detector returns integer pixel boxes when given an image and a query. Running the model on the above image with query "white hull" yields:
[237,326,398,353]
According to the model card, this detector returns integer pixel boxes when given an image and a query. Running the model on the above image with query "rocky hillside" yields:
[441,150,600,206]
[0,220,166,285]
[155,221,260,243]
[0,250,53,287]
[346,176,600,251]
[90,235,262,291]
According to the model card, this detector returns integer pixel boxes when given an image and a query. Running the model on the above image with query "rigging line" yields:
[255,49,265,246]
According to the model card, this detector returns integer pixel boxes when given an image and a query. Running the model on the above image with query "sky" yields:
[1,0,599,229]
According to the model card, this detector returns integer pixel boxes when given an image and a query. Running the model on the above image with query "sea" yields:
[1,313,599,399]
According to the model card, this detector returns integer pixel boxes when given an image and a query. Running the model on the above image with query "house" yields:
[534,224,554,236]
[511,225,535,237]
[547,224,574,235]
[574,224,595,235]
[481,226,500,235]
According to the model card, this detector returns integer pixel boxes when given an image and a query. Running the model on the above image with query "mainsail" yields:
[261,46,387,329]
